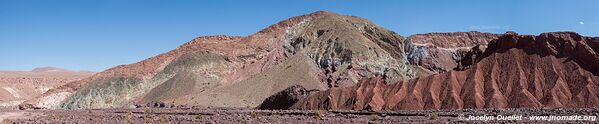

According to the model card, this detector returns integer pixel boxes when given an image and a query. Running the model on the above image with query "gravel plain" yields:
[1,107,598,123]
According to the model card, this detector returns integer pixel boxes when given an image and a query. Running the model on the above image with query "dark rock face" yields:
[18,104,41,110]
[455,45,486,70]
[291,32,599,111]
[257,85,316,110]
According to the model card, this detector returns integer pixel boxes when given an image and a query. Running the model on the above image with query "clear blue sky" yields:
[1,0,597,71]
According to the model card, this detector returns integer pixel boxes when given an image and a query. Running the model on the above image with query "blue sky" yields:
[0,0,597,71]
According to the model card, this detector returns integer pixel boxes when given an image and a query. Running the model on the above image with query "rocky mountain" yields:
[22,11,431,109]
[291,32,599,111]
[21,11,595,111]
[0,68,93,108]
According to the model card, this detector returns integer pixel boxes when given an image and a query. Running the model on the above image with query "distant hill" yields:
[31,67,69,72]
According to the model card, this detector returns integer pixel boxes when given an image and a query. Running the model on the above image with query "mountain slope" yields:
[291,32,599,111]
[0,68,93,108]
[22,11,422,109]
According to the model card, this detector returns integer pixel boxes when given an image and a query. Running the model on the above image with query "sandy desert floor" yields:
[1,107,597,123]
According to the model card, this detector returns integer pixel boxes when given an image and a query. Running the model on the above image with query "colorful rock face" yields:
[19,11,599,111]
[291,32,599,111]
[21,11,422,109]
[405,32,499,75]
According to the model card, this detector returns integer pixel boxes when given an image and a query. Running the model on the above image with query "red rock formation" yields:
[292,32,599,111]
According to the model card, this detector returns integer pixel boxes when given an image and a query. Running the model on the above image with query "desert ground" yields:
[1,107,597,123]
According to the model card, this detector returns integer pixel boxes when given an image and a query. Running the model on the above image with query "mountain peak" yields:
[310,10,336,15]
[255,11,344,34]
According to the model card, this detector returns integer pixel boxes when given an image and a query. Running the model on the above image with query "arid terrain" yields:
[2,11,598,123]
[0,67,93,109]
[2,107,598,123]
[21,11,512,110]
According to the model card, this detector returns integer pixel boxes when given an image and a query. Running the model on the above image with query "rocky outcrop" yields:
[23,11,420,109]
[405,32,499,75]
[256,85,318,110]
[291,32,599,111]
